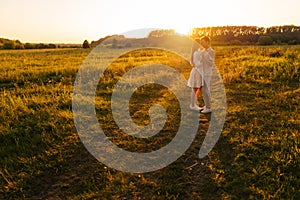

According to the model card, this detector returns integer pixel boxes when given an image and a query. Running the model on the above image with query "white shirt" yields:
[200,47,215,87]
[201,47,215,75]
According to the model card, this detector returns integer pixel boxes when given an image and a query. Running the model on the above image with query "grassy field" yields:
[0,45,299,199]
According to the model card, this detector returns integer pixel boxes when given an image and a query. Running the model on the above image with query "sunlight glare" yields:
[174,26,192,36]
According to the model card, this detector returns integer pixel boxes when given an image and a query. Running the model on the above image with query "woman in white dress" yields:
[187,39,204,111]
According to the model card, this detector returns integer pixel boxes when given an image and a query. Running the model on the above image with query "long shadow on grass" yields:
[2,110,225,199]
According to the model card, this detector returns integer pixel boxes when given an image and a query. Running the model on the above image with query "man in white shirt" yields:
[199,36,215,113]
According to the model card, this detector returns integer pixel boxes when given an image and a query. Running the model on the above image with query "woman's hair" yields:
[190,38,201,66]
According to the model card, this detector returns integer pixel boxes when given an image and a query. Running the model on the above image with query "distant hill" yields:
[0,38,12,44]
[90,33,192,49]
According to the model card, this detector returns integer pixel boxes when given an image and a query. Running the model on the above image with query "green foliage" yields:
[3,41,15,49]
[2,40,25,49]
[0,38,63,50]
[258,35,273,45]
[0,46,299,199]
[82,40,90,49]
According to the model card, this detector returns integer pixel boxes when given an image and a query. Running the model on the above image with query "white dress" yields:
[187,51,203,88]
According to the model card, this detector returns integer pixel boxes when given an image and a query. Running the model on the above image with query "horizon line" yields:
[1,24,299,44]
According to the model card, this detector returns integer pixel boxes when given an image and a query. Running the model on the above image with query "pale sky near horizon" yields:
[1,0,299,43]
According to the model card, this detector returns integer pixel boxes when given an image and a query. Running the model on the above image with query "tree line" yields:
[190,25,300,45]
[85,25,300,49]
[144,25,300,45]
[0,38,81,50]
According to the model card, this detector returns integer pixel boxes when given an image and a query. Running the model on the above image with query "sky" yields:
[0,0,299,43]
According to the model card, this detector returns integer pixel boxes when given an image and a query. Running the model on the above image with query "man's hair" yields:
[200,36,211,43]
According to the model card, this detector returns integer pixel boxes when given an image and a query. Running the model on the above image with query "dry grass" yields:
[0,46,299,199]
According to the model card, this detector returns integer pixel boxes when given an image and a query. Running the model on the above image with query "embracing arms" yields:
[201,48,215,67]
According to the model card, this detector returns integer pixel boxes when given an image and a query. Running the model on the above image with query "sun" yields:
[174,26,192,36]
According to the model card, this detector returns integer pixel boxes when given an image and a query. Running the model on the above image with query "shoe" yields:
[195,105,202,110]
[201,108,212,113]
[190,104,200,111]
[199,106,205,111]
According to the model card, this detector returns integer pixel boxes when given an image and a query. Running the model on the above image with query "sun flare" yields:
[174,26,193,36]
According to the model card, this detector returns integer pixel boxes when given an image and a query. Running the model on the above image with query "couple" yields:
[187,36,214,114]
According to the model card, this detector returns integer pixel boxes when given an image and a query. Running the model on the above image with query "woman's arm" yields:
[193,51,202,67]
